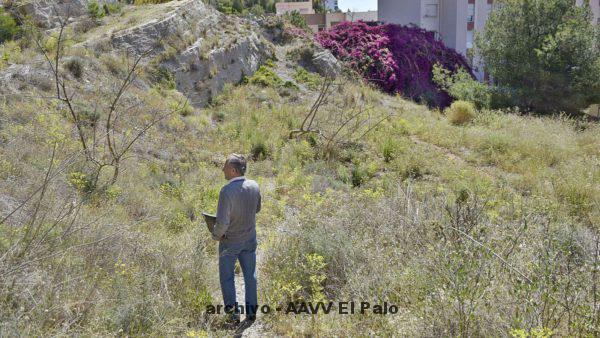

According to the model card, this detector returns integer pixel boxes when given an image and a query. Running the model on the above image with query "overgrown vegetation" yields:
[433,63,491,109]
[0,1,599,337]
[0,7,19,43]
[476,0,600,114]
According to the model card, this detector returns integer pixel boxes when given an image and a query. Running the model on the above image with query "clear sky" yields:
[338,0,378,12]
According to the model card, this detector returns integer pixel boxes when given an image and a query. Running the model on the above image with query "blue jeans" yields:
[218,235,258,317]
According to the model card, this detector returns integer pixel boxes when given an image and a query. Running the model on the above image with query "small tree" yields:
[476,0,600,114]
[0,7,19,43]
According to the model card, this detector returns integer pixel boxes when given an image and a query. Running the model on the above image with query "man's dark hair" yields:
[227,154,247,175]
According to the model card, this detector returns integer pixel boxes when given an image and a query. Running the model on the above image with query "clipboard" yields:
[202,212,216,234]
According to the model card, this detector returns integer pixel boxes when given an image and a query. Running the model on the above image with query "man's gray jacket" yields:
[214,177,261,244]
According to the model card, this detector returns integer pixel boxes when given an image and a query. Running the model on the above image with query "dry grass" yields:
[446,100,476,125]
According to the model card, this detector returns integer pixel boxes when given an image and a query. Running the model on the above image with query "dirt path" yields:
[230,257,275,338]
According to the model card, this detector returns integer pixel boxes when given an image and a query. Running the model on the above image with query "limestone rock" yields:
[311,49,341,79]
[109,0,273,107]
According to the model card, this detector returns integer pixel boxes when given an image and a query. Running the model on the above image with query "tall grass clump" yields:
[446,100,476,125]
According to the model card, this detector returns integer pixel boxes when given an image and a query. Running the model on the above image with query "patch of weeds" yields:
[179,102,194,116]
[351,165,368,187]
[446,100,476,125]
[293,66,322,90]
[251,137,270,161]
[162,209,192,233]
[149,66,176,90]
[244,65,283,88]
[87,0,105,19]
[381,138,399,163]
[68,171,96,194]
[212,111,226,122]
[65,57,84,79]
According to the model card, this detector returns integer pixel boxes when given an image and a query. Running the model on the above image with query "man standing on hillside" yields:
[213,154,261,327]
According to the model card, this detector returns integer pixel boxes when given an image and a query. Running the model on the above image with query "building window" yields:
[468,3,475,22]
[425,4,438,17]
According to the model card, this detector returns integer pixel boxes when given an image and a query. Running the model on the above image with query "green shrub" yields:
[0,8,19,43]
[245,65,283,87]
[250,137,270,160]
[293,66,322,90]
[446,100,476,125]
[67,171,96,194]
[162,209,192,233]
[281,140,314,167]
[65,57,84,79]
[284,10,308,30]
[381,138,399,163]
[283,80,298,89]
[87,0,105,19]
[248,4,265,16]
[432,64,491,109]
[103,2,123,15]
[351,165,367,187]
[149,66,176,89]
[179,102,194,116]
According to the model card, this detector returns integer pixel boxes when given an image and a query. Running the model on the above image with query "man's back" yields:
[215,178,261,244]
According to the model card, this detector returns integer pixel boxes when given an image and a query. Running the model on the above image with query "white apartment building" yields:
[379,0,600,81]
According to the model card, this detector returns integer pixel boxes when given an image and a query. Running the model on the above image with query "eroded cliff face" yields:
[6,0,273,107]
[108,0,273,107]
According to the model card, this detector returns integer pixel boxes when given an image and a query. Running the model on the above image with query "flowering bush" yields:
[316,21,473,107]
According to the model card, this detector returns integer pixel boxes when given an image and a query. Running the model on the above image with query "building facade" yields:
[346,10,378,22]
[378,0,471,63]
[302,11,378,33]
[379,0,600,81]
[275,1,315,15]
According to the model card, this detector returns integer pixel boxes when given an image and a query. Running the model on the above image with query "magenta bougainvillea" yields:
[316,21,473,107]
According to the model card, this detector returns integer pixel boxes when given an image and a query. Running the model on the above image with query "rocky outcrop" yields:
[10,0,118,28]
[9,0,275,107]
[291,43,342,79]
[311,49,342,78]
[109,0,273,107]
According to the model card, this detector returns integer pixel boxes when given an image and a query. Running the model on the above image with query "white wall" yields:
[439,0,467,55]
[348,11,378,22]
[421,0,441,32]
[378,0,422,26]
[590,0,600,24]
